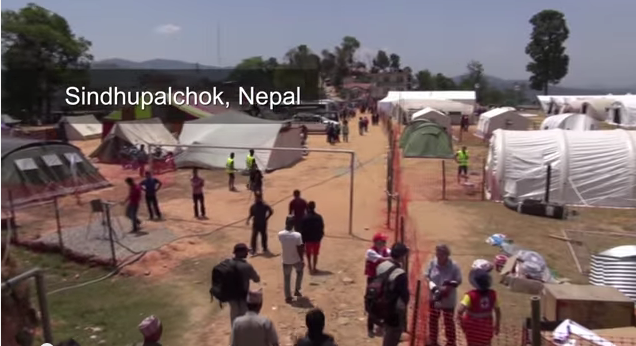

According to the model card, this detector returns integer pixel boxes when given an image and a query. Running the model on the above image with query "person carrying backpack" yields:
[210,243,261,325]
[364,232,391,337]
[365,243,410,346]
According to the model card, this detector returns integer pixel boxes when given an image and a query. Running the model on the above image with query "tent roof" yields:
[480,107,517,119]
[2,114,21,124]
[107,118,178,146]
[412,107,445,119]
[60,114,100,124]
[540,113,586,129]
[387,91,476,101]
[1,137,82,158]
[187,110,281,125]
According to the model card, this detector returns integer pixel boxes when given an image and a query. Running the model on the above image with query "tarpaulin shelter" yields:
[90,118,178,163]
[176,110,303,171]
[102,100,225,138]
[399,120,454,158]
[485,129,636,208]
[475,107,530,139]
[1,137,111,208]
[59,114,102,140]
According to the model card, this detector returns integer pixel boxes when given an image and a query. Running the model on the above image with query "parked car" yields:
[290,113,339,132]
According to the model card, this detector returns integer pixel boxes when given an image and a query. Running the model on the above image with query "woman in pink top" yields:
[191,168,206,219]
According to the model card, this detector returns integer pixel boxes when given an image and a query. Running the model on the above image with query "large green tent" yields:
[399,121,454,158]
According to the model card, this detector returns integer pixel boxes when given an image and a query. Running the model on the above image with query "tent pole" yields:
[145,143,357,236]
[148,144,154,175]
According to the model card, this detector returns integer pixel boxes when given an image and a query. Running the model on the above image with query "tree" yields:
[340,36,360,66]
[372,50,390,71]
[2,3,93,117]
[228,56,278,89]
[389,53,401,71]
[460,60,487,90]
[320,49,337,78]
[434,73,456,90]
[416,70,435,90]
[285,45,320,69]
[525,9,570,95]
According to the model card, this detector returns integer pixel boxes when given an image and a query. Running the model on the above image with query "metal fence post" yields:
[410,280,422,346]
[531,296,541,346]
[35,272,53,343]
[104,204,117,267]
[395,194,401,232]
[441,161,447,200]
[53,197,64,254]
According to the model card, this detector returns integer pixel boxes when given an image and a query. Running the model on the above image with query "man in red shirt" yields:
[288,189,307,232]
[122,177,142,233]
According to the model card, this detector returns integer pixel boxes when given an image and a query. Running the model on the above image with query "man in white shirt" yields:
[278,215,305,303]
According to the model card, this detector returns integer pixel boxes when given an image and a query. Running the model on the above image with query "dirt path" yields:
[177,115,392,346]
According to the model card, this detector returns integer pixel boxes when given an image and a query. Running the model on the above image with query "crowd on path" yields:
[97,106,499,346]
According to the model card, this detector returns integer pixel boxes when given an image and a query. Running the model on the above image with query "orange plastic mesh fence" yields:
[384,119,636,345]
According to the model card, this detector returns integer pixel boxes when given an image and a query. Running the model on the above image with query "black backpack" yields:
[210,258,244,302]
[364,264,399,320]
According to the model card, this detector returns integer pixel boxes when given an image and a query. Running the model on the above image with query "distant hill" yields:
[92,58,226,70]
[452,74,635,100]
[89,59,233,88]
[93,59,635,98]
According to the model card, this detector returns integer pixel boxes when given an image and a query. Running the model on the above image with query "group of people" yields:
[121,150,266,232]
[364,241,502,346]
[209,190,328,346]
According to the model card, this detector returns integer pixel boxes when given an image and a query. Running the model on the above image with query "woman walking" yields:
[456,269,501,346]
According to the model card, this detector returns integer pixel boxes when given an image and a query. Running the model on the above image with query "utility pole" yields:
[217,23,221,66]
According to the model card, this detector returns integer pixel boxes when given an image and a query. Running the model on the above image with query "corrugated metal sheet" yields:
[589,245,636,302]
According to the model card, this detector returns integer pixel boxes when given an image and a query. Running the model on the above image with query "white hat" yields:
[138,315,161,338]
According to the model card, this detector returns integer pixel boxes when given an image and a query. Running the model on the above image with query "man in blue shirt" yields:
[140,171,163,220]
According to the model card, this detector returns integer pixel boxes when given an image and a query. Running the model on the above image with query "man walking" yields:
[300,201,324,274]
[455,146,469,184]
[140,171,163,220]
[288,190,307,233]
[376,243,410,346]
[122,177,142,233]
[246,149,256,190]
[191,168,206,219]
[342,120,349,143]
[249,164,264,195]
[231,289,279,346]
[228,243,261,324]
[246,192,274,255]
[227,152,237,191]
[278,216,304,303]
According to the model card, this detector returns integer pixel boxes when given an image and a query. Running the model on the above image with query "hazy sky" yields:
[3,0,636,88]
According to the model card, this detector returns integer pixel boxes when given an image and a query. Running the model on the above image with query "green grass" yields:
[9,248,188,346]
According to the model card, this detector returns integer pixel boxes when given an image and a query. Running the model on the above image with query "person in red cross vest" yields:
[457,269,501,346]
[364,232,391,337]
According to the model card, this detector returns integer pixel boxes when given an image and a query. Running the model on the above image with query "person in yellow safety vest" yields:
[455,146,469,183]
[246,149,256,190]
[226,152,236,191]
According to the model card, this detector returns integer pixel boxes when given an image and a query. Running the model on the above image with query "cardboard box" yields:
[541,284,635,329]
